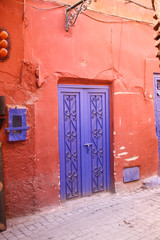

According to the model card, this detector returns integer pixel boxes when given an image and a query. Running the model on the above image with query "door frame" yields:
[58,84,111,200]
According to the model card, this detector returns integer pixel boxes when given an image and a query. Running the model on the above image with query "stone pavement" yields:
[1,187,160,240]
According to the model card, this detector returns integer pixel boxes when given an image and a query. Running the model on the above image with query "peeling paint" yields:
[118,152,128,157]
[113,150,116,153]
[125,156,139,161]
[81,60,87,67]
[113,131,116,135]
[120,146,125,150]
[114,92,141,95]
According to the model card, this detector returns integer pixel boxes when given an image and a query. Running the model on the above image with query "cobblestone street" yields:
[1,187,160,240]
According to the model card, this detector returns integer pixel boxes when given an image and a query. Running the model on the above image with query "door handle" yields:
[84,143,92,152]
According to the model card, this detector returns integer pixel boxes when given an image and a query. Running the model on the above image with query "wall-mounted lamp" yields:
[65,0,92,31]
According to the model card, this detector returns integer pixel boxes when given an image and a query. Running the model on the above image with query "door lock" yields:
[84,143,92,152]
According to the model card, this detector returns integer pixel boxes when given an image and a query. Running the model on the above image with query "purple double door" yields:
[58,85,111,200]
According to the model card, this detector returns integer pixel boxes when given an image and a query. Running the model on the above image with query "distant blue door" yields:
[154,74,160,172]
[58,85,110,200]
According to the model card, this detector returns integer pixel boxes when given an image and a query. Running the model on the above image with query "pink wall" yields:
[0,0,159,218]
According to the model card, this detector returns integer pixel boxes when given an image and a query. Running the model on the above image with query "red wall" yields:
[0,0,159,218]
[0,0,37,217]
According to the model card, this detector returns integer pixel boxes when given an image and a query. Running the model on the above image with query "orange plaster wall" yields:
[24,0,159,197]
[0,0,160,218]
[52,0,154,23]
[0,0,38,218]
[34,75,60,208]
[24,0,159,201]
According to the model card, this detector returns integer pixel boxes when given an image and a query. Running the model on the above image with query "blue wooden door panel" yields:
[154,74,160,173]
[58,89,82,200]
[58,86,110,200]
[86,89,110,194]
[154,75,160,137]
[90,93,106,193]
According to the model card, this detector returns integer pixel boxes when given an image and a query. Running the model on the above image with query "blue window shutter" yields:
[5,109,29,141]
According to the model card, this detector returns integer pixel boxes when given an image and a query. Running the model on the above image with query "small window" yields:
[5,109,29,141]
[157,80,160,90]
[12,115,22,134]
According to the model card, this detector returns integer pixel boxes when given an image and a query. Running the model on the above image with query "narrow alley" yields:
[1,186,160,240]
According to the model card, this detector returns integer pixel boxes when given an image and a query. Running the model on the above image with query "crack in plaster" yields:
[117,152,128,157]
[125,156,139,161]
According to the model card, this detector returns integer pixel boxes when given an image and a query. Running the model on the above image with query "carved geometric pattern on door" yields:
[64,94,79,199]
[90,95,104,192]
[58,86,110,200]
